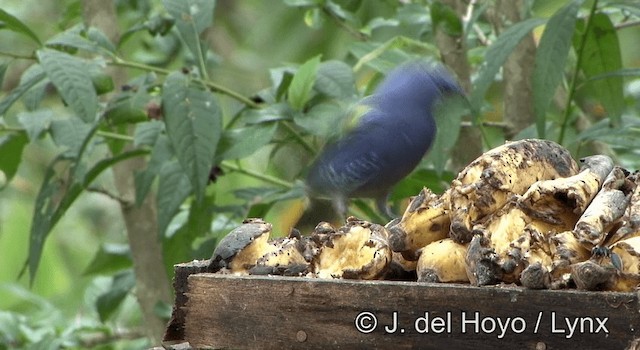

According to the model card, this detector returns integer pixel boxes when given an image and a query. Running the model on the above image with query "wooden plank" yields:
[178,273,640,349]
[164,260,210,343]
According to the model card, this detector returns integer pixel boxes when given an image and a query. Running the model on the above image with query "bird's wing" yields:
[315,145,382,195]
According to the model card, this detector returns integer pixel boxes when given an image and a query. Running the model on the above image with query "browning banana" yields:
[311,217,392,279]
[387,188,450,260]
[519,155,613,225]
[449,139,578,243]
[208,218,309,275]
[574,167,635,249]
[466,199,572,286]
[416,238,468,283]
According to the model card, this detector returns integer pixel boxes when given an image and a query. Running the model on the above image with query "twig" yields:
[559,0,599,144]
[321,5,367,41]
[87,185,133,207]
[616,19,640,30]
[220,161,295,189]
[109,57,260,109]
[0,50,36,60]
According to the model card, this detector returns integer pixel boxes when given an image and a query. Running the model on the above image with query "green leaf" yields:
[294,101,346,138]
[157,160,192,236]
[86,27,116,53]
[22,79,48,111]
[0,132,28,186]
[288,55,321,111]
[394,168,455,199]
[283,0,322,6]
[360,17,399,37]
[91,72,114,95]
[50,117,93,157]
[430,1,463,36]
[83,243,132,276]
[586,68,640,80]
[426,95,467,174]
[46,24,110,55]
[103,97,148,126]
[576,116,640,148]
[163,0,216,62]
[162,72,221,201]
[533,0,583,138]
[83,149,148,188]
[217,123,278,160]
[275,71,294,102]
[0,9,42,45]
[163,194,215,275]
[135,135,173,206]
[134,120,165,147]
[17,109,54,141]
[25,149,146,283]
[27,160,61,283]
[96,270,136,322]
[0,64,46,116]
[575,13,624,127]
[0,62,8,88]
[350,37,437,73]
[304,8,323,29]
[470,18,546,114]
[242,103,293,124]
[314,60,356,98]
[37,49,98,122]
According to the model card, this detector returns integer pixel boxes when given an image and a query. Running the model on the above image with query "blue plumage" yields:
[306,61,463,218]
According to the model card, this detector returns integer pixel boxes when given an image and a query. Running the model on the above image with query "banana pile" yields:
[208,139,640,292]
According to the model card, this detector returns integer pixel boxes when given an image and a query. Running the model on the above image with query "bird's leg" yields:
[376,194,396,220]
[331,195,348,222]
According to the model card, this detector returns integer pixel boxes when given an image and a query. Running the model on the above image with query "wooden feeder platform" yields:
[163,260,640,349]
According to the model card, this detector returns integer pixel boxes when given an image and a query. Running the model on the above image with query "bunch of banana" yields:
[208,217,393,279]
[206,139,640,293]
[448,139,579,243]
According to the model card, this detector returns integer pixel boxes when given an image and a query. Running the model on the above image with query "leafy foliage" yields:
[0,0,639,348]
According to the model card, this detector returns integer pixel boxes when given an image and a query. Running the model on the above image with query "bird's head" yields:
[372,61,464,118]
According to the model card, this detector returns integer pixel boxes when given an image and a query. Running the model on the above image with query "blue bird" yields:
[305,61,463,219]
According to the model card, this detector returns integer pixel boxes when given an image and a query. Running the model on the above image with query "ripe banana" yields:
[519,155,613,225]
[311,217,392,279]
[416,238,469,283]
[208,218,309,275]
[574,167,635,249]
[449,139,578,243]
[387,188,450,260]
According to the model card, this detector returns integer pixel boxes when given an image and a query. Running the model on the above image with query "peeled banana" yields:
[416,238,468,283]
[311,217,392,279]
[208,218,310,275]
[387,188,450,260]
[449,139,578,243]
